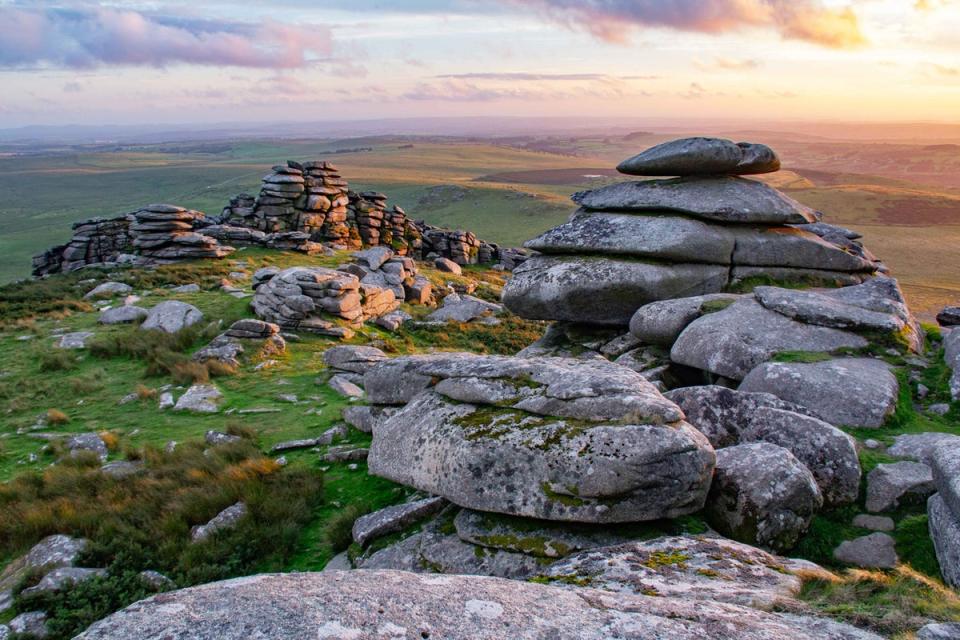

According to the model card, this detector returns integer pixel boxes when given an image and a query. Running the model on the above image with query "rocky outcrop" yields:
[928,441,960,587]
[251,266,394,339]
[33,160,526,277]
[504,138,882,325]
[76,570,883,640]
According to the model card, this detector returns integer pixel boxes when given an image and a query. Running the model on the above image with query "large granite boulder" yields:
[928,494,960,588]
[75,570,883,640]
[739,358,898,429]
[366,354,715,523]
[630,294,742,346]
[706,443,823,552]
[502,256,728,325]
[572,176,818,225]
[617,137,780,176]
[671,298,867,380]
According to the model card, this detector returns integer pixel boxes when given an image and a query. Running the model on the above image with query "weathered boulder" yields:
[453,509,629,559]
[833,533,897,569]
[938,307,960,327]
[671,299,867,380]
[174,384,223,414]
[427,294,503,323]
[705,443,823,552]
[928,493,960,588]
[9,612,48,639]
[84,281,132,299]
[352,497,447,547]
[865,461,934,512]
[322,345,387,374]
[370,391,712,523]
[98,305,148,325]
[75,570,883,640]
[739,358,898,428]
[21,567,107,597]
[616,137,780,176]
[191,502,246,542]
[367,354,714,523]
[664,385,813,449]
[630,295,741,346]
[572,176,818,225]
[741,407,861,506]
[141,300,203,334]
[503,255,728,325]
[526,211,736,264]
[754,286,904,333]
[342,405,397,434]
[541,535,801,609]
[888,432,960,465]
[57,331,95,349]
[918,623,960,640]
[931,442,960,519]
[434,257,462,274]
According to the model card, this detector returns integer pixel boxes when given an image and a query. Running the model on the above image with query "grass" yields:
[796,566,960,637]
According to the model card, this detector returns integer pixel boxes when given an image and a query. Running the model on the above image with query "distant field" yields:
[1,134,959,317]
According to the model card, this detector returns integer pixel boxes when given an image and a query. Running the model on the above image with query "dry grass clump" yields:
[135,384,157,400]
[46,408,70,425]
[798,565,960,636]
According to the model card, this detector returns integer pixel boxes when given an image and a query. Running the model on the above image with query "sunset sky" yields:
[0,0,958,127]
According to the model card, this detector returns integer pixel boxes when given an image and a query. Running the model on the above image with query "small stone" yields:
[172,283,201,293]
[833,533,897,569]
[852,514,895,532]
[434,257,462,275]
[329,374,364,398]
[174,384,223,413]
[205,430,241,446]
[10,612,49,639]
[84,282,132,299]
[323,446,368,463]
[191,502,247,542]
[139,570,176,591]
[931,404,951,416]
[863,439,881,449]
[158,392,175,410]
[57,332,95,349]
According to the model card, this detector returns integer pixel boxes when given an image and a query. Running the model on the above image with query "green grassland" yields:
[3,134,960,320]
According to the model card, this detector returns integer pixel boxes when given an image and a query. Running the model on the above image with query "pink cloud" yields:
[506,0,865,49]
[0,7,334,69]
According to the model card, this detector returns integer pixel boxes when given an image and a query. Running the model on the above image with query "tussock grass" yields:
[38,350,77,372]
[323,504,371,554]
[45,408,70,425]
[798,565,960,636]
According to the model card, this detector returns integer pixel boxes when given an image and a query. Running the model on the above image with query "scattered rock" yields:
[84,282,132,299]
[65,433,108,462]
[706,442,822,552]
[205,430,241,446]
[191,502,247,542]
[322,345,387,374]
[427,293,503,323]
[328,374,364,398]
[833,533,897,569]
[172,283,201,293]
[57,331,95,349]
[100,460,144,478]
[323,446,368,463]
[352,496,447,547]
[852,514,895,532]
[937,307,960,327]
[158,392,174,410]
[99,305,149,325]
[739,358,898,428]
[141,300,204,334]
[342,405,396,434]
[139,570,176,591]
[9,612,49,639]
[434,257,462,274]
[174,384,223,413]
[21,567,107,597]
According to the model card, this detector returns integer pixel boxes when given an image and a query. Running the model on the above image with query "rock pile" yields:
[32,215,134,275]
[251,266,398,339]
[131,204,234,262]
[503,137,881,326]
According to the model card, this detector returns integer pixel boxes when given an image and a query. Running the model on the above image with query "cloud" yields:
[505,0,865,49]
[0,7,334,69]
[930,63,959,75]
[402,77,645,102]
[694,56,762,71]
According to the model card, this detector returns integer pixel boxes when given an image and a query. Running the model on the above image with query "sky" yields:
[0,0,958,128]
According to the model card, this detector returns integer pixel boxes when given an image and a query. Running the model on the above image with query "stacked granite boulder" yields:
[340,246,431,304]
[504,137,881,326]
[193,319,285,368]
[251,266,399,339]
[32,215,134,275]
[131,204,234,262]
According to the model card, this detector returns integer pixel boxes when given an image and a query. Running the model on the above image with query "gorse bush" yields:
[1,438,324,640]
